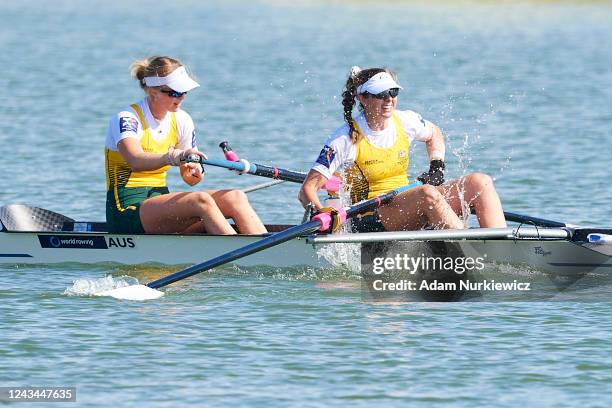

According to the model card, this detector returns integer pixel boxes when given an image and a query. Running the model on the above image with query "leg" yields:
[377,185,464,231]
[437,173,506,228]
[207,189,267,234]
[139,191,237,234]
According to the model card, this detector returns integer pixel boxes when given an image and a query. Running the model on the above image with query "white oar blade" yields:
[95,285,164,301]
[64,276,164,301]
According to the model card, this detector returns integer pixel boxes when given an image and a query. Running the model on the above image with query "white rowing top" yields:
[105,98,197,151]
[311,110,434,179]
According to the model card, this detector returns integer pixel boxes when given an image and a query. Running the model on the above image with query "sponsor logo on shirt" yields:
[119,117,139,133]
[364,159,383,165]
[316,145,336,168]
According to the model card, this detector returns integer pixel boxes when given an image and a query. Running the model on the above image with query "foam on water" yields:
[64,275,165,300]
[64,275,139,296]
[316,242,362,272]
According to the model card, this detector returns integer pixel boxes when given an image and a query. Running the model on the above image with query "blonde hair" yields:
[130,56,183,89]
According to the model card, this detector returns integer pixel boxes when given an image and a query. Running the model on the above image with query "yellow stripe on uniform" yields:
[105,104,179,211]
[346,112,410,202]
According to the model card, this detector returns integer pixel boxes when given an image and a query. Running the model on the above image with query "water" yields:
[1,0,612,406]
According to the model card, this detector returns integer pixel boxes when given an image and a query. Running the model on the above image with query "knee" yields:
[466,172,494,191]
[224,189,250,209]
[193,191,217,209]
[418,185,444,207]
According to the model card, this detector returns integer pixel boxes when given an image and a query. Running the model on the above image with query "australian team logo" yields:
[398,149,407,159]
[316,145,336,168]
[119,116,139,133]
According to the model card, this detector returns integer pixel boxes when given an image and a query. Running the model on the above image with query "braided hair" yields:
[341,67,398,143]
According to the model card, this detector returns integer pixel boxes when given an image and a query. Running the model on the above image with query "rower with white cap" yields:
[299,66,506,232]
[105,56,266,235]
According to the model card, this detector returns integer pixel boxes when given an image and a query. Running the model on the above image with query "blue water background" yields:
[1,1,611,406]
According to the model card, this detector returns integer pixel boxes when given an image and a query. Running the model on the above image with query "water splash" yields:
[64,275,139,296]
[316,242,361,272]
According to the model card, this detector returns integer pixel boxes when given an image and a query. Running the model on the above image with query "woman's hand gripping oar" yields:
[96,182,422,300]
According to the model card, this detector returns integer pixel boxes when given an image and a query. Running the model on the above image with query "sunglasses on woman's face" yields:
[369,88,400,99]
[160,88,188,98]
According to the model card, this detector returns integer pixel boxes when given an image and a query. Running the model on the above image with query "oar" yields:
[97,182,422,300]
[468,208,566,228]
[203,145,568,229]
[502,211,566,228]
[198,141,342,192]
[202,156,307,183]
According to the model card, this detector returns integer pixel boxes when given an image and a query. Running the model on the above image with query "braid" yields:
[341,80,358,143]
[341,67,388,143]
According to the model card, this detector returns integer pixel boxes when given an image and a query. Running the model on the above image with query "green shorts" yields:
[106,186,169,233]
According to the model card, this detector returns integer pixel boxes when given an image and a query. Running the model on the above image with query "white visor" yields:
[356,72,402,95]
[143,66,200,93]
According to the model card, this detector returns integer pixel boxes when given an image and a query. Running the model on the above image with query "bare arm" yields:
[118,138,170,171]
[117,138,206,172]
[424,124,445,161]
[298,170,329,210]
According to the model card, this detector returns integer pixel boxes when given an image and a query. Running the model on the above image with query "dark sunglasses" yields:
[160,88,188,98]
[368,88,400,99]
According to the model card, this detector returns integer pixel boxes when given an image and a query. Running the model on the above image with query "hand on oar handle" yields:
[165,147,207,166]
[312,205,347,233]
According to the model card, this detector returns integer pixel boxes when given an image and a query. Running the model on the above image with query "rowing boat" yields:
[1,204,611,277]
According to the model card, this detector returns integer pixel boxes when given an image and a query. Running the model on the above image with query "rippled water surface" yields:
[1,1,612,406]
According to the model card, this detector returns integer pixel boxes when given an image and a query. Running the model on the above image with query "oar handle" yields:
[219,141,240,162]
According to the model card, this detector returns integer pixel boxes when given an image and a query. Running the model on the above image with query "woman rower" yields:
[105,56,266,235]
[298,66,506,232]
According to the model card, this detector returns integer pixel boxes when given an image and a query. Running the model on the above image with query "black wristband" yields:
[430,160,445,172]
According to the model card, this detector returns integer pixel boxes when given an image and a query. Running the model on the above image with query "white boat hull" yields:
[0,231,331,268]
[2,229,612,277]
[1,204,611,277]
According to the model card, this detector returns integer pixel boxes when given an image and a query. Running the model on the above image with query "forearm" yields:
[118,139,205,172]
[426,125,445,161]
[125,152,170,172]
[298,170,327,209]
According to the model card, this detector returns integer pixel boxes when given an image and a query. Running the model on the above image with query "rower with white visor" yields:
[105,56,266,235]
[299,66,506,232]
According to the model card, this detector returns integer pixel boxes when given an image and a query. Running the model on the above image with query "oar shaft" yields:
[202,158,307,183]
[147,220,322,289]
[503,211,566,228]
[147,182,422,290]
[346,182,422,217]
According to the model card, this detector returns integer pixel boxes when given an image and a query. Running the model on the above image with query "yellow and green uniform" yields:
[105,104,178,233]
[346,113,410,203]
[312,109,434,232]
[345,113,410,233]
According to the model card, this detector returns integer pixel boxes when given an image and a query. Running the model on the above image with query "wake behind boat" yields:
[1,204,611,277]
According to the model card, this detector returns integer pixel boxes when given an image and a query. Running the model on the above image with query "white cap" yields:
[357,72,402,95]
[143,66,200,92]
